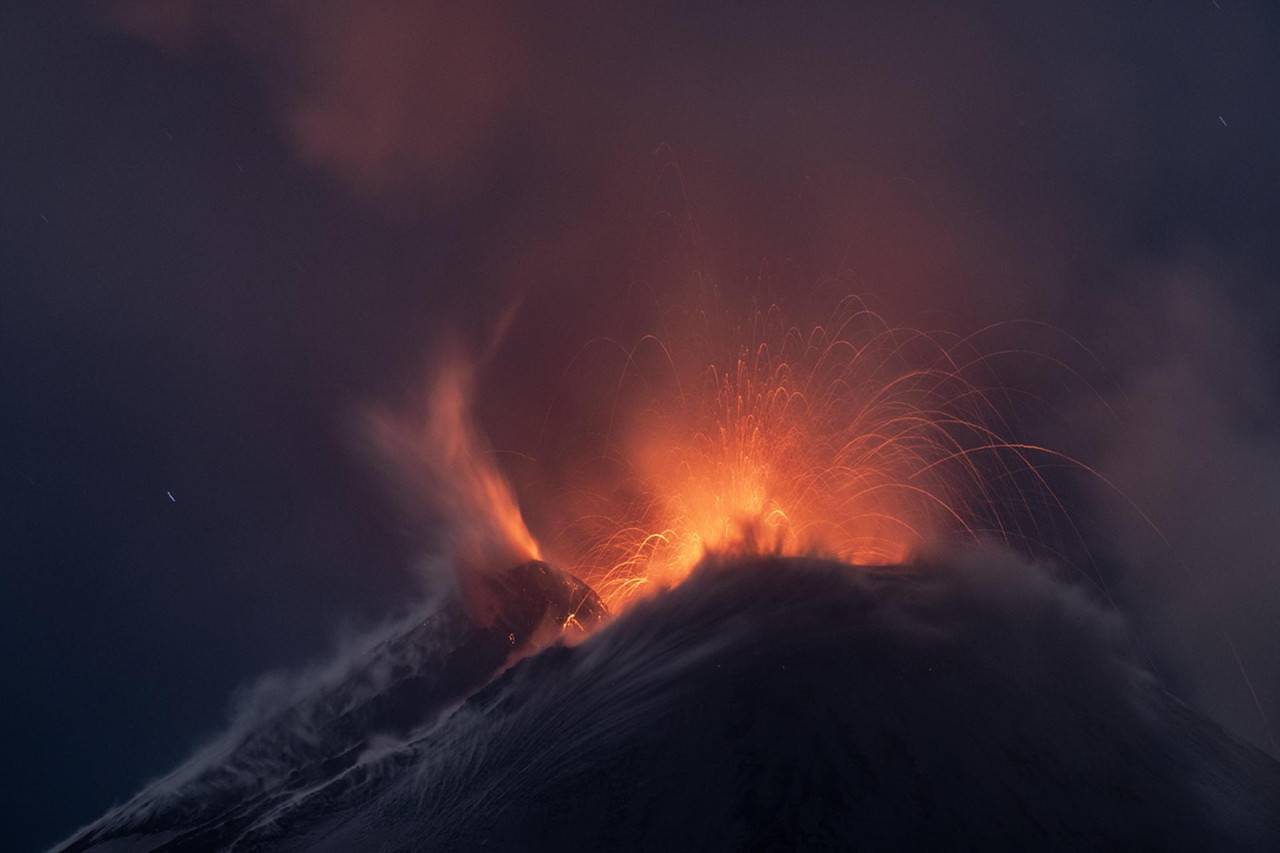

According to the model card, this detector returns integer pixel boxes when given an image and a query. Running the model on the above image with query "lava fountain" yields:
[377,297,1081,615]
[551,297,1072,609]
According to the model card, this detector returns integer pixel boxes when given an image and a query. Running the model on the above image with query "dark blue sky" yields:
[5,2,1280,849]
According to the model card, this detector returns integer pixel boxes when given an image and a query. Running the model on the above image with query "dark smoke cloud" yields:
[106,0,646,218]
[109,0,531,202]
[1079,275,1280,753]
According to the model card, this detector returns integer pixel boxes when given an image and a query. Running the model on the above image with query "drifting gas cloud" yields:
[106,0,1280,760]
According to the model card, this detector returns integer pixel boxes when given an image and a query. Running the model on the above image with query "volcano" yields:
[54,553,1280,852]
[53,561,606,853]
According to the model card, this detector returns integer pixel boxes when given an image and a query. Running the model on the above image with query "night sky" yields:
[5,3,1280,849]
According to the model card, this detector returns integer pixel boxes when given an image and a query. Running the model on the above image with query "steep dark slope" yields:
[56,553,1280,852]
[54,561,604,853]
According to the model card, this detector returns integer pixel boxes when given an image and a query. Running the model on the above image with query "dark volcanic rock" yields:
[55,555,1280,852]
[53,561,605,853]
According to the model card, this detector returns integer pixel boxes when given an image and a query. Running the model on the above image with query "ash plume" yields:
[108,0,530,201]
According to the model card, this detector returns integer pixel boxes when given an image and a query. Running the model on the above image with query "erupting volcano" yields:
[379,297,1097,612]
[51,299,1280,852]
[22,3,1280,850]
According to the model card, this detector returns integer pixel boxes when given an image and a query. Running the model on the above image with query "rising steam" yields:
[369,352,541,576]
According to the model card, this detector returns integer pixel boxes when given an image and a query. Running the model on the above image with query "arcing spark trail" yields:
[391,297,1093,612]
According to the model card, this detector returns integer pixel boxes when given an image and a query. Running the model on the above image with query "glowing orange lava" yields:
[549,297,1053,609]
[371,299,1276,754]
[385,298,1072,615]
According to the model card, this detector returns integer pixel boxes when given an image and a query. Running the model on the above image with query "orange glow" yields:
[370,354,541,574]
[385,298,1078,616]
[550,298,1057,610]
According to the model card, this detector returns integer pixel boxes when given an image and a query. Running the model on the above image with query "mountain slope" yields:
[56,553,1280,852]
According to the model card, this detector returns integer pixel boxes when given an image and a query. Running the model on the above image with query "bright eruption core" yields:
[380,298,1067,613]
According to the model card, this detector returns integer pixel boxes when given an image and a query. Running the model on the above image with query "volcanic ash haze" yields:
[54,550,1280,852]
